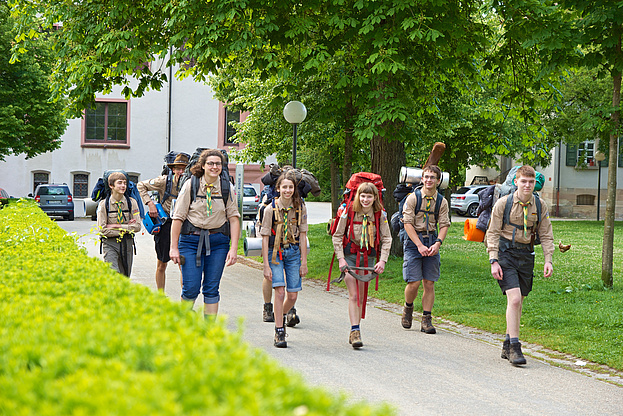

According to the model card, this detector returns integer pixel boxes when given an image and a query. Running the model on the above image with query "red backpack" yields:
[327,172,385,317]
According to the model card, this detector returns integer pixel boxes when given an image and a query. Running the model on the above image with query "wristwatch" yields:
[489,259,498,264]
[435,238,443,245]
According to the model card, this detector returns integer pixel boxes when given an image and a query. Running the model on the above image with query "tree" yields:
[0,3,67,161]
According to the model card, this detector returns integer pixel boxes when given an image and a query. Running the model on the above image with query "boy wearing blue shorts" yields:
[401,165,450,334]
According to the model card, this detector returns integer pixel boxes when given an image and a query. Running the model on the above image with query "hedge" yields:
[0,200,393,416]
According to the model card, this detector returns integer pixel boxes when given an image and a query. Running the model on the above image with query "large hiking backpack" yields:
[178,147,232,207]
[390,184,443,244]
[327,172,385,318]
[501,192,542,247]
[159,151,190,204]
[91,170,145,219]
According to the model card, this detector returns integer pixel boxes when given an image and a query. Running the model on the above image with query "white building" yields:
[0,65,273,215]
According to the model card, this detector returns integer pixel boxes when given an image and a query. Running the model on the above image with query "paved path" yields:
[59,213,623,416]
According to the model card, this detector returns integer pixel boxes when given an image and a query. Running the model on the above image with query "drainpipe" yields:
[167,46,173,152]
[556,138,562,217]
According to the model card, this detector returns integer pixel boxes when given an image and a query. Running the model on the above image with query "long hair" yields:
[352,182,383,213]
[275,171,302,210]
[190,149,225,178]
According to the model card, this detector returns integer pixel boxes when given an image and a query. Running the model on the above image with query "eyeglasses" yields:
[423,175,438,180]
[205,162,222,167]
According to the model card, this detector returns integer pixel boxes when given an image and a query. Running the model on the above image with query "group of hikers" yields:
[97,149,554,366]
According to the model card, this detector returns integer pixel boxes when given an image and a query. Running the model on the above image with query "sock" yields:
[505,334,510,341]
[276,327,285,334]
[510,337,519,344]
[264,302,272,306]
[405,302,414,307]
[351,325,360,332]
[423,310,432,316]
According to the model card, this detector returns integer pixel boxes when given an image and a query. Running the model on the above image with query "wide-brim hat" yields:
[168,153,190,168]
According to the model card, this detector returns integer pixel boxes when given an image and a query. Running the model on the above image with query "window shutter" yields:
[565,144,577,166]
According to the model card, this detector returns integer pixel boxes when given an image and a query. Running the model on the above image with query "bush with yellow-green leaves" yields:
[0,200,393,415]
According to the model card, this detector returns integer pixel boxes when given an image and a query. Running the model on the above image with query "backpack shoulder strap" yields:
[535,195,542,228]
[190,175,199,203]
[434,193,443,221]
[162,171,174,203]
[415,188,422,213]
[105,195,111,215]
[503,194,514,226]
[220,174,230,207]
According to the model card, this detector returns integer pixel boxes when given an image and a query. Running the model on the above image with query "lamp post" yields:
[283,101,307,168]
[595,151,606,221]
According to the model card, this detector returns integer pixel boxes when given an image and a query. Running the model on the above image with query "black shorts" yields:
[154,218,172,263]
[497,248,535,296]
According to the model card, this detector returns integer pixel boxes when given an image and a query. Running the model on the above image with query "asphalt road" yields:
[58,203,623,416]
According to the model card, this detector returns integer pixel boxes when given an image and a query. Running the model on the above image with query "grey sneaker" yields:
[286,307,300,327]
[349,330,363,349]
[401,303,414,329]
[501,339,510,360]
[421,314,436,334]
[274,328,287,348]
[508,342,527,365]
[263,303,275,323]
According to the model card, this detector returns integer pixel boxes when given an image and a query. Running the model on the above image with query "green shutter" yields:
[565,144,577,166]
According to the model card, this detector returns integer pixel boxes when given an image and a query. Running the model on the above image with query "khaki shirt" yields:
[137,175,181,215]
[260,198,309,239]
[97,196,142,238]
[171,176,240,229]
[402,190,451,233]
[486,192,554,263]
[332,209,392,263]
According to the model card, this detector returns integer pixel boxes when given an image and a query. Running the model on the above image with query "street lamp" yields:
[595,151,606,221]
[283,101,307,168]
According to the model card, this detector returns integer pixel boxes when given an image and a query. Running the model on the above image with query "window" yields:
[577,194,595,206]
[578,141,595,166]
[84,100,129,145]
[73,174,88,198]
[33,172,49,193]
[225,108,240,145]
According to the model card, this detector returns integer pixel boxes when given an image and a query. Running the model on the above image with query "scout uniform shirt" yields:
[332,209,392,263]
[137,175,181,215]
[486,192,555,263]
[172,176,240,229]
[402,190,451,234]
[260,198,309,245]
[97,196,142,238]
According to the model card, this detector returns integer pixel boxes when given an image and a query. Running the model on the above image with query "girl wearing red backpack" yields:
[332,182,392,348]
[260,171,308,348]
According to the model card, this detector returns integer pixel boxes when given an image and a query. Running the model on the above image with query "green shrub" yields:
[0,200,393,416]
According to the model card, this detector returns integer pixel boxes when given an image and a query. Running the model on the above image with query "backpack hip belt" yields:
[180,220,230,267]
[270,204,301,264]
[499,236,533,252]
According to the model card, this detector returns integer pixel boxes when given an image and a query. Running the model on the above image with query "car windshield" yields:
[455,187,470,195]
[243,187,256,197]
[39,186,68,196]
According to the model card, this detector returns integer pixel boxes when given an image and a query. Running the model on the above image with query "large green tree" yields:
[0,3,67,161]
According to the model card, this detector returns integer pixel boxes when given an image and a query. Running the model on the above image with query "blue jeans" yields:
[268,244,302,292]
[179,233,230,304]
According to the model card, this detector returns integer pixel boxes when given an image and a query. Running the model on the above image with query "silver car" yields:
[31,183,75,221]
[242,185,260,220]
[450,185,488,218]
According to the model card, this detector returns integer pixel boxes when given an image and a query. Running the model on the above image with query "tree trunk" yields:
[601,57,621,288]
[371,131,407,256]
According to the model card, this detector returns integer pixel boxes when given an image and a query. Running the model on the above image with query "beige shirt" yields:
[402,190,451,233]
[171,176,240,229]
[486,192,555,263]
[259,198,309,239]
[97,196,142,238]
[137,175,181,215]
[332,209,392,263]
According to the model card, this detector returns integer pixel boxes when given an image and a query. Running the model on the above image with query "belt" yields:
[189,230,221,236]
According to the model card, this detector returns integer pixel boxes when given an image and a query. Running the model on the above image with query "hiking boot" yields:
[420,314,436,334]
[263,303,275,323]
[274,328,287,348]
[508,342,527,365]
[501,339,510,360]
[286,307,300,327]
[401,304,414,329]
[349,330,363,349]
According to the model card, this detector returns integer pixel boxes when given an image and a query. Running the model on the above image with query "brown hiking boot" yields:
[274,328,287,348]
[263,303,274,323]
[421,314,436,334]
[349,330,363,349]
[286,307,300,327]
[501,339,510,360]
[401,304,414,329]
[508,342,527,365]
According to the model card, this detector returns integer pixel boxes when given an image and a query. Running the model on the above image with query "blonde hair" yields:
[352,182,383,213]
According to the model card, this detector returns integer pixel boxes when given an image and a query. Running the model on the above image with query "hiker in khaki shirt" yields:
[486,165,554,366]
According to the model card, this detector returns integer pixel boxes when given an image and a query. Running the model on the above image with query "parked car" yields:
[242,184,260,220]
[0,188,9,199]
[30,184,74,221]
[450,185,489,218]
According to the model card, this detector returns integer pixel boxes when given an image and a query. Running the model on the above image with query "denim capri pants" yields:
[268,244,302,292]
[178,232,230,304]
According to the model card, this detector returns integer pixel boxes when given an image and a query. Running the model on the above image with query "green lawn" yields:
[287,220,622,371]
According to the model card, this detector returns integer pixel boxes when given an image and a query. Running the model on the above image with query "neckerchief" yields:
[425,196,434,229]
[360,214,370,249]
[115,201,124,224]
[519,200,531,237]
[205,183,214,216]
